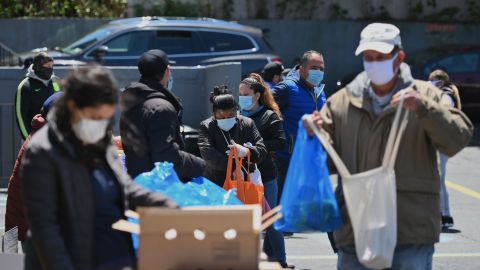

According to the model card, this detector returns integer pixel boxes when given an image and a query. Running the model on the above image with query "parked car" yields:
[18,17,282,76]
[410,45,480,120]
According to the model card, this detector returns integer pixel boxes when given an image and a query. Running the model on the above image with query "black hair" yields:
[54,64,118,142]
[53,65,119,168]
[33,52,53,70]
[209,85,237,112]
[299,50,323,67]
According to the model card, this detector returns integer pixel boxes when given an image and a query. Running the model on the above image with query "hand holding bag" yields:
[306,91,409,269]
[223,147,264,205]
[274,119,342,233]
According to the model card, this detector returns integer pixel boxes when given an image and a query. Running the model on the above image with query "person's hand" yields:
[302,111,323,136]
[391,88,425,112]
[243,142,253,148]
[229,140,249,157]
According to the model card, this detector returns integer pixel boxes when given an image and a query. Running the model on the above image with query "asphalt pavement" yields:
[284,146,480,270]
[1,146,479,270]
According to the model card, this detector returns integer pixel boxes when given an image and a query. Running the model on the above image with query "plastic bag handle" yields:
[304,116,351,178]
[226,147,246,201]
[238,147,252,183]
[233,148,246,201]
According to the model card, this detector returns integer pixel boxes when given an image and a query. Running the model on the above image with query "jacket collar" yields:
[46,109,77,159]
[345,63,415,115]
[26,65,55,86]
[138,77,183,115]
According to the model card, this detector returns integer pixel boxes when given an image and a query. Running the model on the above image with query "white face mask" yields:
[72,116,110,144]
[217,117,236,132]
[363,54,398,86]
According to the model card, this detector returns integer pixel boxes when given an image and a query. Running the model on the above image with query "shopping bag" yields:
[274,120,342,233]
[306,91,409,269]
[131,162,243,254]
[223,147,264,205]
[134,162,242,207]
[1,227,18,253]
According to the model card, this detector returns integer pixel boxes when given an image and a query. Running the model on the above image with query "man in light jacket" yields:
[304,23,473,270]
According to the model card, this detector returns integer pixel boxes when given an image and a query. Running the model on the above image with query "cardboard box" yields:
[136,205,263,270]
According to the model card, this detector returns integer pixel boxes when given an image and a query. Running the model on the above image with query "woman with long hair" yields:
[239,73,293,269]
[21,65,177,270]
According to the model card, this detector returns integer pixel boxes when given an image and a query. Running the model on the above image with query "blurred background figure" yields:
[15,52,61,140]
[262,62,285,89]
[5,92,62,253]
[429,69,462,229]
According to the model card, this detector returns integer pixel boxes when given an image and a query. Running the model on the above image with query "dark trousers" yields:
[274,157,290,205]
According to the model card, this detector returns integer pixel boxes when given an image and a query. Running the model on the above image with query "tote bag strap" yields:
[305,116,351,179]
[387,110,409,170]
[381,90,409,169]
[225,146,236,181]
[238,149,252,183]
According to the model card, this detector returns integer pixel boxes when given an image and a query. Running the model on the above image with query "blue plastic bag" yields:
[129,162,243,252]
[275,119,342,232]
[133,162,242,207]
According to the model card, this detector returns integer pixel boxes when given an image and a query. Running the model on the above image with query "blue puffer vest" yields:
[276,76,327,160]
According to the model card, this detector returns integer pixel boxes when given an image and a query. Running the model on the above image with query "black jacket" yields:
[15,68,60,139]
[120,78,205,180]
[245,107,286,182]
[20,113,177,270]
[198,115,268,186]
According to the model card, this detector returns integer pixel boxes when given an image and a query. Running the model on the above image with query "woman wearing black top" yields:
[197,85,267,187]
[239,73,293,269]
[20,65,177,270]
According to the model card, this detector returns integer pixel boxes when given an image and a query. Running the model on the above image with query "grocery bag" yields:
[274,120,342,233]
[223,147,263,205]
[130,162,243,253]
[134,162,242,207]
[306,91,409,269]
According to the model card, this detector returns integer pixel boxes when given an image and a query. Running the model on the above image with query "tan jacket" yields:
[321,64,473,247]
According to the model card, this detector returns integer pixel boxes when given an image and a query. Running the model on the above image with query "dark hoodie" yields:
[15,65,60,139]
[120,78,205,180]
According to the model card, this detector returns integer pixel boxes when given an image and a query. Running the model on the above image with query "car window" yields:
[199,31,255,52]
[102,31,153,56]
[424,53,480,75]
[150,30,200,54]
[63,28,113,54]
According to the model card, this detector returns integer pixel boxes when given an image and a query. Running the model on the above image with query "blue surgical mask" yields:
[306,70,324,86]
[167,74,173,91]
[239,96,254,110]
[217,117,236,131]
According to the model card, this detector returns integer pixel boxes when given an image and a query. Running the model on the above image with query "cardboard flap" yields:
[138,205,261,234]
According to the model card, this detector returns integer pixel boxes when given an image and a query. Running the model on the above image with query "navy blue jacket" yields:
[272,67,327,160]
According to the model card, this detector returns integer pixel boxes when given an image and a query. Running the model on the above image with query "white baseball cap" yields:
[355,23,402,56]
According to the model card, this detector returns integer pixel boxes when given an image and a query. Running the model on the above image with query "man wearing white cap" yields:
[303,23,473,269]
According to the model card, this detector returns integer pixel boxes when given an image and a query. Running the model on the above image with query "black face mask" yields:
[35,66,53,80]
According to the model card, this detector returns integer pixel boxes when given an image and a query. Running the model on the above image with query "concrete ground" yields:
[1,142,479,270]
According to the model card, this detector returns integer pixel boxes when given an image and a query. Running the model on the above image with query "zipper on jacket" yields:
[288,135,294,154]
[307,84,324,111]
